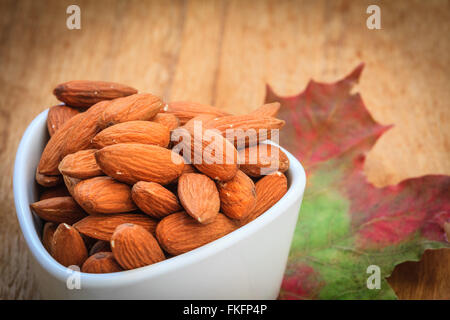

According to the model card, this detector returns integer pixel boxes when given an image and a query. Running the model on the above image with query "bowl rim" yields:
[13,109,306,288]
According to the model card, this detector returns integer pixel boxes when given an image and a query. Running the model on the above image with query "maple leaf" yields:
[265,64,450,299]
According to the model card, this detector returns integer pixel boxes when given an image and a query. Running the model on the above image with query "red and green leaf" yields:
[266,64,450,299]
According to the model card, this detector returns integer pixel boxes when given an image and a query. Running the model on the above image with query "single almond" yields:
[53,80,137,108]
[132,181,181,219]
[217,170,256,220]
[81,252,123,273]
[164,101,230,125]
[30,197,87,224]
[238,143,289,177]
[174,127,239,181]
[38,112,85,175]
[47,104,80,136]
[203,115,285,148]
[42,222,58,253]
[74,213,158,241]
[51,223,88,267]
[248,102,280,118]
[59,149,103,179]
[92,121,170,149]
[111,223,165,270]
[152,113,180,131]
[61,100,111,158]
[40,185,70,201]
[73,176,136,214]
[100,93,164,127]
[156,212,237,256]
[239,172,288,226]
[89,240,111,256]
[36,169,62,187]
[178,173,220,224]
[95,143,184,185]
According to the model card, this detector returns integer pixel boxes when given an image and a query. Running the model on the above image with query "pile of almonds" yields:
[30,80,289,273]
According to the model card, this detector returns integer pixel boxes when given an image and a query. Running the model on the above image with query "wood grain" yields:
[0,0,448,299]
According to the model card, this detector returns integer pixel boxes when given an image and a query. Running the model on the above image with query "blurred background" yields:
[0,0,449,299]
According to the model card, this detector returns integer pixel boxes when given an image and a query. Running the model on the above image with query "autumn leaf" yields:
[265,64,450,299]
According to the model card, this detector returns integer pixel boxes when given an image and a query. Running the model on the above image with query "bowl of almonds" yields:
[13,81,306,299]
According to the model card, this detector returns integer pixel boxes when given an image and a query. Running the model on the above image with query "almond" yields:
[100,93,164,127]
[164,101,229,125]
[156,212,237,256]
[73,213,158,241]
[47,104,80,136]
[248,102,280,118]
[53,80,137,108]
[81,252,123,273]
[95,143,184,185]
[40,185,70,201]
[35,169,62,187]
[216,170,256,220]
[132,181,181,219]
[152,113,180,131]
[51,223,88,266]
[89,240,111,255]
[58,149,103,179]
[111,223,165,270]
[92,121,170,149]
[61,100,111,158]
[38,112,85,175]
[42,222,57,253]
[238,143,289,177]
[62,175,81,198]
[178,173,220,224]
[73,176,136,214]
[203,115,285,148]
[30,197,87,224]
[239,172,288,226]
[175,127,239,181]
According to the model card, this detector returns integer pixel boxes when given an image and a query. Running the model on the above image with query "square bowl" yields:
[13,109,306,299]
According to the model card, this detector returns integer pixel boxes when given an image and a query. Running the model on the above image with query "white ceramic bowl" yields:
[13,109,306,299]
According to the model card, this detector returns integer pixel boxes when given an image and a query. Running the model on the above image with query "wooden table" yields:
[0,0,448,299]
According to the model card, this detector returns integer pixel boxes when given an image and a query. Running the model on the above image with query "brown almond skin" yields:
[132,182,181,219]
[165,101,230,125]
[30,197,87,224]
[53,80,137,108]
[51,223,88,267]
[100,93,164,127]
[178,173,220,224]
[73,176,136,214]
[156,212,237,256]
[152,113,180,131]
[111,223,165,270]
[217,170,256,220]
[61,100,111,158]
[81,252,123,273]
[248,102,280,118]
[89,240,111,256]
[40,185,70,201]
[47,104,80,136]
[238,144,289,177]
[204,115,285,148]
[238,172,288,226]
[62,175,81,198]
[95,143,185,185]
[38,112,85,175]
[42,222,57,253]
[175,127,239,181]
[74,213,158,241]
[59,149,103,179]
[36,169,62,187]
[92,121,170,149]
